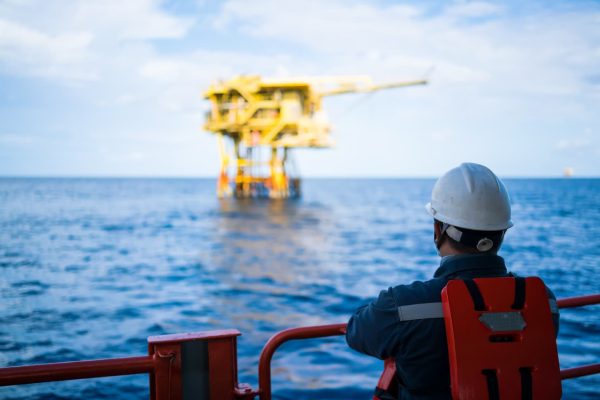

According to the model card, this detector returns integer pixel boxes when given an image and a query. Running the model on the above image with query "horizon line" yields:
[0,175,598,180]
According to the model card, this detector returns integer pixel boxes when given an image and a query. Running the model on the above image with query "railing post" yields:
[151,342,182,400]
[258,323,347,400]
[148,330,243,400]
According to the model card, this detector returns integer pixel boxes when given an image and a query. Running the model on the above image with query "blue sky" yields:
[0,0,598,177]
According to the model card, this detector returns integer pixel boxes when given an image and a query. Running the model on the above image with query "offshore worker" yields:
[346,162,559,399]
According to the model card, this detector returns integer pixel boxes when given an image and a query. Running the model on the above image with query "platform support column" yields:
[269,147,288,199]
[216,133,232,198]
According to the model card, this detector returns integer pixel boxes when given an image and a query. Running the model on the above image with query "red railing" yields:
[560,364,600,380]
[257,294,600,400]
[257,323,347,399]
[556,294,600,381]
[0,329,255,400]
[0,294,599,399]
[0,356,154,386]
[557,294,600,309]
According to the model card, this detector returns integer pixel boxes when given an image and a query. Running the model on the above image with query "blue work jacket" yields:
[346,254,559,400]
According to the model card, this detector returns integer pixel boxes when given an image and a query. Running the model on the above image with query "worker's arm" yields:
[346,288,401,359]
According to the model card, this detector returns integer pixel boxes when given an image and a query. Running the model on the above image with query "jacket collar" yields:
[433,253,507,279]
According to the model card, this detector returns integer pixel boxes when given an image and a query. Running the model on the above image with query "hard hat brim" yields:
[425,202,513,231]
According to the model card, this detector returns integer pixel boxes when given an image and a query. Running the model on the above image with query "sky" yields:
[0,0,599,178]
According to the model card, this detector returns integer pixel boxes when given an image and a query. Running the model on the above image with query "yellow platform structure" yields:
[203,75,426,198]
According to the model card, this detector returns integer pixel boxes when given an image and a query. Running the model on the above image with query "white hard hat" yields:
[425,163,513,231]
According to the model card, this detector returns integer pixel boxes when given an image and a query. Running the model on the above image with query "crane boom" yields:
[203,74,427,198]
[319,79,428,97]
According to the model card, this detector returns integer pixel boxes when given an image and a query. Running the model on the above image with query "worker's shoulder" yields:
[386,276,448,307]
[509,272,557,300]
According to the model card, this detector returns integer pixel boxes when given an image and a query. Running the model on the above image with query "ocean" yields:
[0,178,599,399]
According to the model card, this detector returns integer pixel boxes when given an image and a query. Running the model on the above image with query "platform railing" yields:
[257,323,347,399]
[0,329,257,400]
[555,294,600,380]
[556,294,600,309]
[1,294,599,400]
[0,356,154,386]
[257,293,600,400]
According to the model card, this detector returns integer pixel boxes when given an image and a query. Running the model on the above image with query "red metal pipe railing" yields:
[556,295,600,380]
[560,363,600,380]
[0,295,598,399]
[0,328,245,400]
[258,323,346,400]
[257,294,600,400]
[557,294,600,309]
[0,356,154,386]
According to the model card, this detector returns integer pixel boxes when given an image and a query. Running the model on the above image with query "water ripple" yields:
[0,178,598,399]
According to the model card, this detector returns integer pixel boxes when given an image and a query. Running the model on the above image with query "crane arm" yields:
[319,79,427,97]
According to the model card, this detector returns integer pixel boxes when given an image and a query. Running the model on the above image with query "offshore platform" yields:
[203,75,426,198]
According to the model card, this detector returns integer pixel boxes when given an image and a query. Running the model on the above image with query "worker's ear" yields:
[433,220,442,241]
[433,220,445,255]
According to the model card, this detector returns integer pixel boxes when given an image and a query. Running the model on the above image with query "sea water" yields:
[0,178,598,399]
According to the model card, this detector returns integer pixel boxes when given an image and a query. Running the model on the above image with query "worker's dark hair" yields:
[435,219,504,254]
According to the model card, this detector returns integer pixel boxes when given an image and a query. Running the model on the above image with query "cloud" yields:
[0,133,34,145]
[0,0,193,82]
[126,151,145,161]
[445,1,504,19]
[137,50,311,112]
[0,18,94,80]
[555,138,592,150]
[71,0,193,40]
[212,0,600,96]
[3,0,598,99]
[0,0,599,176]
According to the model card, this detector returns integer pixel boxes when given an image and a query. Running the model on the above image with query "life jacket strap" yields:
[520,367,533,400]
[512,277,526,310]
[482,369,499,400]
[464,279,487,311]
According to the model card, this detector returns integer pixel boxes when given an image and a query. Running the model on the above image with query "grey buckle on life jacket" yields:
[479,311,526,332]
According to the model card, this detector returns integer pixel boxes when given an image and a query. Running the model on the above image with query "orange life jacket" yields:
[374,277,560,400]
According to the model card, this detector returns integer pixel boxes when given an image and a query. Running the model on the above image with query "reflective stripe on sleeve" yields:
[397,299,559,322]
[397,302,443,321]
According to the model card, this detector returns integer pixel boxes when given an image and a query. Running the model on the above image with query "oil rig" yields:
[203,75,426,198]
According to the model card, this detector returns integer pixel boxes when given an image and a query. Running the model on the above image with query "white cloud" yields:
[0,0,599,176]
[71,0,193,40]
[445,1,503,18]
[137,50,311,112]
[0,18,94,80]
[212,0,600,96]
[140,59,187,82]
[3,0,598,99]
[0,0,193,82]
[114,94,137,106]
[429,132,454,141]
[0,133,34,145]
[555,138,592,150]
[126,151,145,161]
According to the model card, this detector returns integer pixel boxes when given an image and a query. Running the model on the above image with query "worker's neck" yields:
[438,242,476,257]
[438,241,459,257]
